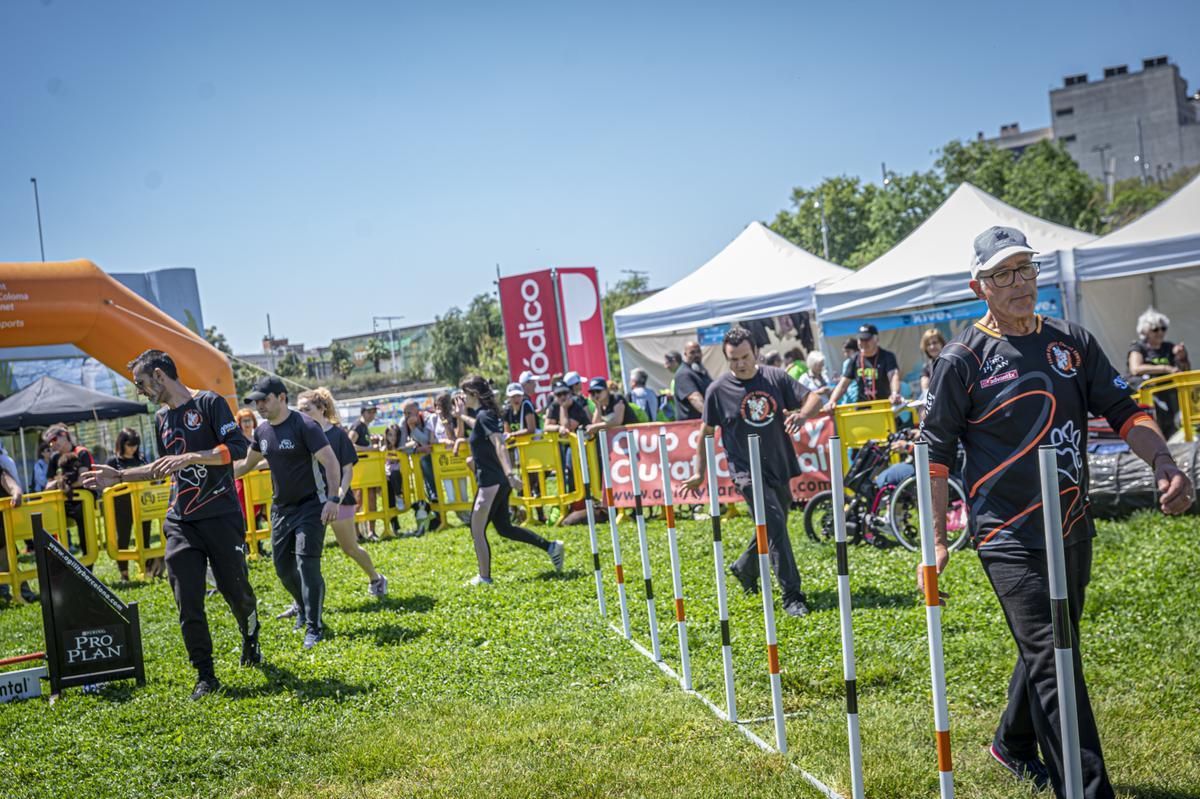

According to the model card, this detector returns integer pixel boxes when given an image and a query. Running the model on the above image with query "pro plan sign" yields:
[498,267,609,410]
[34,530,145,694]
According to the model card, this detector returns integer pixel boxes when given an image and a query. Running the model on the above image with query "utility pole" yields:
[814,198,830,260]
[1135,116,1148,185]
[30,178,45,261]
[266,314,276,373]
[373,315,405,375]
[881,162,890,187]
[1092,143,1114,203]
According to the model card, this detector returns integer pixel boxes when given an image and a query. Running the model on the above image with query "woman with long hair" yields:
[296,387,388,598]
[107,427,163,580]
[457,375,563,585]
[919,328,946,393]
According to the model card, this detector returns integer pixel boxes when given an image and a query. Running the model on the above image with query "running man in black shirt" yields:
[235,376,342,650]
[458,375,563,586]
[823,323,901,410]
[920,227,1194,797]
[84,349,261,700]
[683,327,822,617]
[673,340,712,421]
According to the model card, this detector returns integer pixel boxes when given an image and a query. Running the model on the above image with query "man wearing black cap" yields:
[235,376,343,650]
[921,226,1193,797]
[823,323,901,411]
[83,349,261,700]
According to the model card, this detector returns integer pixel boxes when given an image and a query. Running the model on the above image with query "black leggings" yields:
[470,482,549,580]
[113,494,154,551]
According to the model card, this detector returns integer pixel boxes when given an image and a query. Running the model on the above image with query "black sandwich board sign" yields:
[34,529,145,694]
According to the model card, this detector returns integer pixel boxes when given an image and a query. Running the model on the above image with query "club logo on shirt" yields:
[1113,375,1130,391]
[1045,341,1081,379]
[279,439,295,450]
[259,440,269,454]
[219,421,237,436]
[739,391,778,428]
[183,409,203,430]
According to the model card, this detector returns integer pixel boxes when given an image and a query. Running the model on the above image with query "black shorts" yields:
[271,498,326,558]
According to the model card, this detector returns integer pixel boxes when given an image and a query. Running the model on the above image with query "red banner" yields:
[499,269,564,411]
[555,266,609,382]
[601,416,834,508]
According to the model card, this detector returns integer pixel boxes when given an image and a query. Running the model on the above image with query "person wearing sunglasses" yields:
[586,377,636,431]
[544,379,591,493]
[920,226,1193,797]
[1128,309,1190,439]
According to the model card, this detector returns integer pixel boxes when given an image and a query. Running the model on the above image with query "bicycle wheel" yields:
[888,475,971,552]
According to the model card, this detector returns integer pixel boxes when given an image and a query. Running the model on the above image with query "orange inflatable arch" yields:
[0,260,236,406]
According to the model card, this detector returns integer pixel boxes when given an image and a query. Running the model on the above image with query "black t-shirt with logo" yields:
[155,391,248,522]
[842,348,899,401]
[323,424,359,506]
[703,365,809,485]
[921,316,1142,553]
[468,408,507,487]
[602,394,638,426]
[503,399,538,433]
[252,411,332,509]
[675,363,713,420]
[350,419,372,449]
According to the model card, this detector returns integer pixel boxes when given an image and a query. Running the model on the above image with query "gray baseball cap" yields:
[970,226,1038,278]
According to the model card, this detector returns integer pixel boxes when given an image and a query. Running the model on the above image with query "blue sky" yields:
[3,0,1197,353]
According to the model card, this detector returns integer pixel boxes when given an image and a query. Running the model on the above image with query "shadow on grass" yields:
[224,662,371,700]
[336,594,436,615]
[804,584,914,611]
[519,568,586,583]
[331,623,427,647]
[1116,788,1200,799]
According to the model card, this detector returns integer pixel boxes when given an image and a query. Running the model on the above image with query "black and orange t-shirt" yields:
[703,365,809,485]
[155,391,248,522]
[921,316,1145,552]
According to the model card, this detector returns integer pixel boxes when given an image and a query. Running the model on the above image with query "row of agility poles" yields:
[582,430,1086,799]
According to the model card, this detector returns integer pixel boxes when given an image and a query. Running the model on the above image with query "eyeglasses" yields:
[982,262,1040,287]
[588,388,604,395]
[1148,326,1166,333]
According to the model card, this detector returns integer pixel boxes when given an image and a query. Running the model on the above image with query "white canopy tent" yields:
[813,182,1096,387]
[614,221,850,388]
[1071,172,1200,368]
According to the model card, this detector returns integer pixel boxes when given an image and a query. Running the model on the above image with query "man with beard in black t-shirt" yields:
[235,376,342,651]
[682,327,822,617]
[673,340,712,421]
[84,350,261,701]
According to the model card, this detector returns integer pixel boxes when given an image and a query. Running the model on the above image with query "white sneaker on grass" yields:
[368,573,388,598]
[465,574,493,587]
[547,540,565,572]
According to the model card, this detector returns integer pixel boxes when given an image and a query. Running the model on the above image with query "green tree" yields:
[1004,140,1100,231]
[329,341,355,379]
[204,325,257,398]
[935,138,1014,197]
[276,351,304,379]
[364,338,390,373]
[851,169,947,266]
[429,293,507,384]
[601,273,651,369]
[770,175,876,266]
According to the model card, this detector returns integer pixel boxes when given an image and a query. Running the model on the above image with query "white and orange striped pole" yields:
[597,433,631,639]
[627,435,662,662]
[658,429,692,690]
[748,434,787,753]
[577,430,606,618]
[704,434,738,722]
[829,436,865,799]
[914,441,954,798]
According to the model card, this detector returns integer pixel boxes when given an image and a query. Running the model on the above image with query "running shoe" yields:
[989,740,1049,790]
[240,633,263,667]
[548,540,566,572]
[466,574,493,587]
[190,676,221,700]
[729,563,760,596]
[293,615,306,633]
[782,593,811,617]
[368,573,389,598]
[276,603,299,620]
[302,630,322,650]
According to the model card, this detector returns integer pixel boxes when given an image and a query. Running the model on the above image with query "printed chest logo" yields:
[980,369,1019,389]
[1045,341,1081,378]
[183,409,203,430]
[279,439,296,450]
[981,354,1010,376]
[739,391,778,428]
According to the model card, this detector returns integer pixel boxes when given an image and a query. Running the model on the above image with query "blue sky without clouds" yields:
[2,0,1197,352]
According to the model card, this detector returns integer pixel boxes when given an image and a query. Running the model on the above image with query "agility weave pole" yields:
[657,430,692,690]
[914,441,954,799]
[626,439,662,661]
[703,434,738,723]
[747,434,788,754]
[1038,445,1085,799]
[596,433,632,639]
[576,430,606,618]
[828,436,866,799]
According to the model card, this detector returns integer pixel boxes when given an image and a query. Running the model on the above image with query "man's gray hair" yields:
[1136,307,1170,340]
[806,350,825,371]
[630,368,649,386]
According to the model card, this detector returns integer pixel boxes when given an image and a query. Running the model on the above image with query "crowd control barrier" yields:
[506,431,600,520]
[240,469,274,557]
[429,443,477,528]
[101,481,169,577]
[350,450,400,532]
[0,490,96,596]
[833,399,898,470]
[1136,369,1200,442]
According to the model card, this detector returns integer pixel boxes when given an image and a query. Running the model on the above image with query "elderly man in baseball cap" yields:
[920,226,1193,797]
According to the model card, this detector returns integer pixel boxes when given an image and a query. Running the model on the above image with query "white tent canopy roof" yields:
[1075,172,1200,282]
[613,221,851,338]
[814,182,1097,322]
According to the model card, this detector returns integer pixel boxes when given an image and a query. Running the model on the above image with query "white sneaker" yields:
[466,574,493,587]
[368,573,388,598]
[548,540,565,572]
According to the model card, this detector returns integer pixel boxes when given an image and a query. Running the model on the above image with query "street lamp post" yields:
[373,315,404,376]
[30,178,45,261]
[814,197,830,261]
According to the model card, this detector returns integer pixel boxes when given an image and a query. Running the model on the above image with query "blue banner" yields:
[822,285,1063,338]
[697,323,731,346]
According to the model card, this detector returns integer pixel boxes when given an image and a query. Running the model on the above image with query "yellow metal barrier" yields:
[101,481,169,578]
[240,468,274,557]
[1136,369,1200,442]
[833,400,898,471]
[70,489,101,570]
[429,443,477,528]
[506,430,593,520]
[351,450,399,533]
[0,490,70,598]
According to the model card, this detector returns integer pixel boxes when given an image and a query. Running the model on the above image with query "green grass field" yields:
[0,509,1196,799]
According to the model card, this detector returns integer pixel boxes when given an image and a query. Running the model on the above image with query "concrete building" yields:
[1050,56,1200,183]
[983,122,1053,155]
